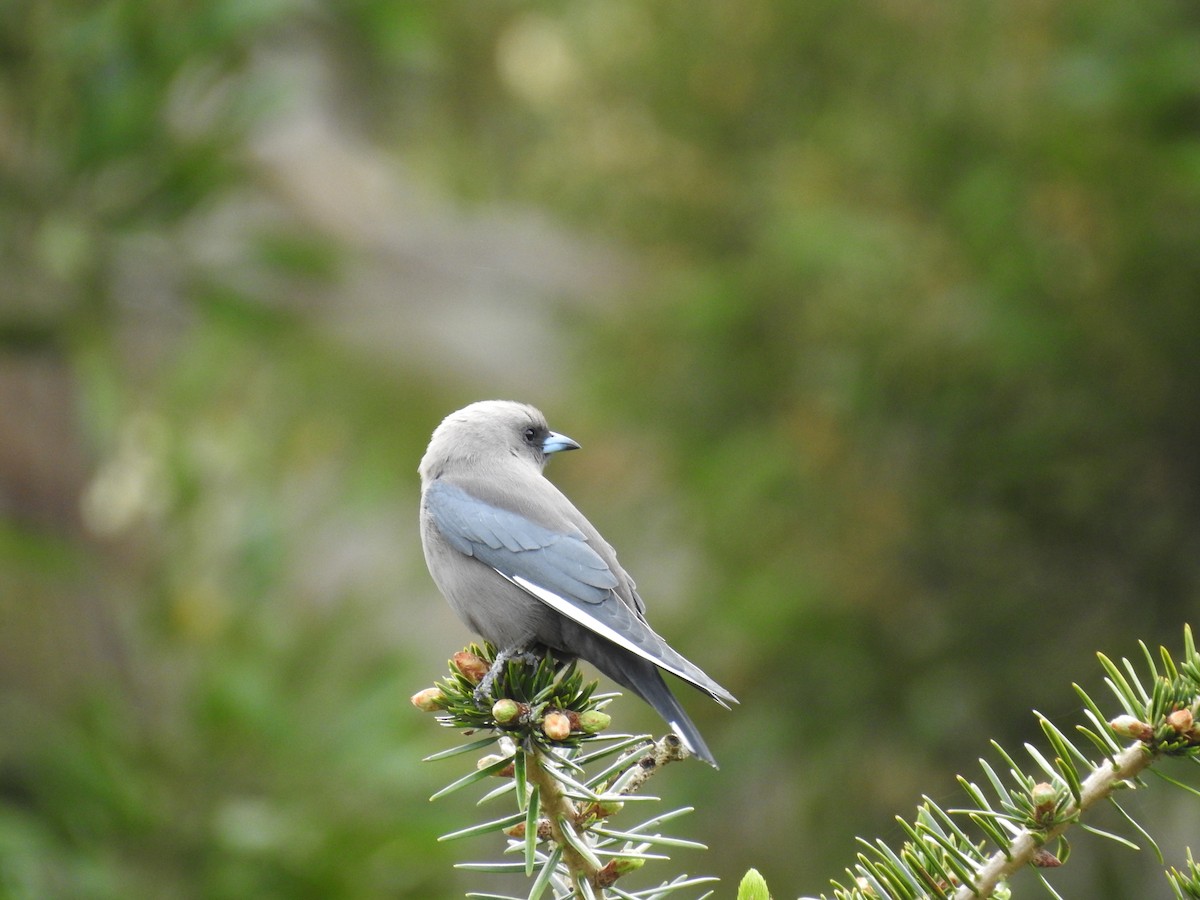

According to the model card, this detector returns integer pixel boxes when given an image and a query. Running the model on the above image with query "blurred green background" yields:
[2,1,1199,897]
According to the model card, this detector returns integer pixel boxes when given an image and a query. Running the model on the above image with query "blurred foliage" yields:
[2,0,1200,898]
[356,2,1200,895]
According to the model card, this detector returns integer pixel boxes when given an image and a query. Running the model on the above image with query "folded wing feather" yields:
[424,479,715,692]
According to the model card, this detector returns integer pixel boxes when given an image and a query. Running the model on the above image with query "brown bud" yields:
[543,711,572,741]
[594,857,644,888]
[1166,708,1194,733]
[505,819,553,840]
[410,687,447,711]
[583,798,624,819]
[452,651,490,684]
[1031,848,1063,868]
[1109,715,1153,741]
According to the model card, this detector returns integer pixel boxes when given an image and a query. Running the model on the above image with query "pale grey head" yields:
[418,400,579,484]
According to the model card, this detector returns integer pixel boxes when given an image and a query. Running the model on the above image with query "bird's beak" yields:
[542,431,580,454]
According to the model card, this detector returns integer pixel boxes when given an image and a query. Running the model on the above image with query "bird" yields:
[418,400,735,767]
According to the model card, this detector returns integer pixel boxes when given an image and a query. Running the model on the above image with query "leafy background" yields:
[2,1,1199,897]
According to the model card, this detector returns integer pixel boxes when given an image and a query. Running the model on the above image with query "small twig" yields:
[525,745,601,897]
[953,741,1154,899]
[611,734,691,797]
[517,735,690,898]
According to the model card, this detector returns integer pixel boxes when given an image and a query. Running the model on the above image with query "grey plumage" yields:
[419,400,735,767]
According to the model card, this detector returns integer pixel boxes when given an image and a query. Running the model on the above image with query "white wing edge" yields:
[501,571,699,689]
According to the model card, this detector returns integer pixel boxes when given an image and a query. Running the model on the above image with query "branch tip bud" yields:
[595,799,624,817]
[1166,708,1194,733]
[542,711,572,741]
[594,857,645,888]
[491,698,523,724]
[410,687,447,711]
[1109,715,1153,741]
[576,710,612,734]
[1031,782,1057,809]
[477,754,515,778]
[452,651,489,684]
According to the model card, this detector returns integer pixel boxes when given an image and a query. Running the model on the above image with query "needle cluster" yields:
[413,643,716,900]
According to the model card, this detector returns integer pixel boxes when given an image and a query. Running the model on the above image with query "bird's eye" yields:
[523,427,538,443]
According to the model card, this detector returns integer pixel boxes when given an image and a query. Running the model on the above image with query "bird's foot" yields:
[474,648,541,704]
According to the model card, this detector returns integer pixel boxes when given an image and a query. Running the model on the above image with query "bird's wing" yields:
[425,479,618,601]
[424,479,715,691]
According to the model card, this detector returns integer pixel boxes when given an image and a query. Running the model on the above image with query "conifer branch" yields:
[807,624,1200,899]
[952,741,1152,899]
[414,643,717,900]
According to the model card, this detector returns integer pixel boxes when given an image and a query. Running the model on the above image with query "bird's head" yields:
[419,400,579,482]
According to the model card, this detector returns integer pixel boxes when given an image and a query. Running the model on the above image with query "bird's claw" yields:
[473,648,541,705]
[472,676,497,706]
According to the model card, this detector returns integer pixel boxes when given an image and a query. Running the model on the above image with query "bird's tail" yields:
[592,650,720,768]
